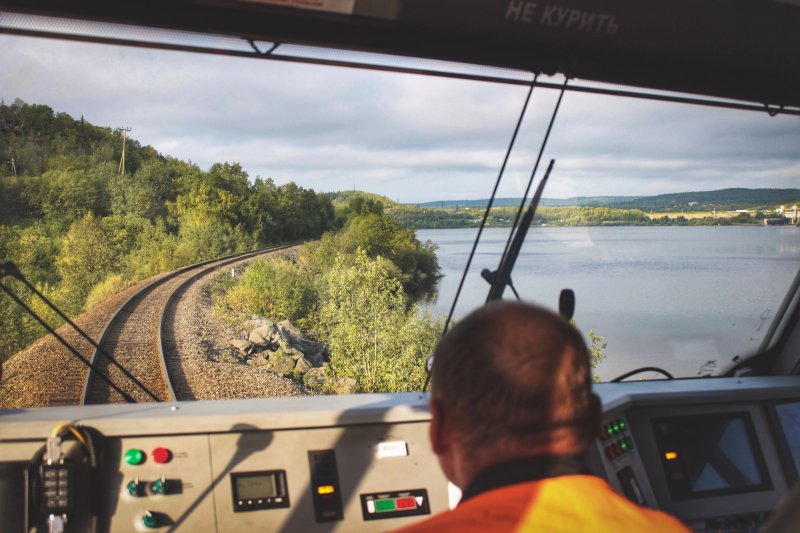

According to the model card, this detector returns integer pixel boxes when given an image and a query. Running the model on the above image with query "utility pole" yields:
[118,127,131,175]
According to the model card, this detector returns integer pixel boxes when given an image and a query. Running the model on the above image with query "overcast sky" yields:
[2,33,799,202]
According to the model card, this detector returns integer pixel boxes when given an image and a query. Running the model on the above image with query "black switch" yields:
[308,450,344,522]
[617,466,646,505]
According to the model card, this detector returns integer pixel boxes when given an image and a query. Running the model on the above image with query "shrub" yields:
[222,257,316,327]
[85,274,132,310]
[318,250,441,392]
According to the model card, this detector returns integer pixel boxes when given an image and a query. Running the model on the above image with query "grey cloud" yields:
[1,35,798,202]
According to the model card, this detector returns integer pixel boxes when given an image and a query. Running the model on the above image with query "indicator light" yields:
[317,485,335,495]
[665,451,678,461]
[606,426,614,436]
[613,422,620,433]
[152,447,171,464]
[375,499,396,512]
[620,420,627,430]
[396,497,417,510]
[620,440,629,451]
[124,449,145,466]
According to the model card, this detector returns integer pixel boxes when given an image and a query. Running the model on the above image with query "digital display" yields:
[230,470,289,512]
[652,413,771,500]
[236,474,278,500]
[773,401,800,480]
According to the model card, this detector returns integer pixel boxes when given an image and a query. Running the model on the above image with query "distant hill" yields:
[610,188,800,211]
[324,190,397,208]
[413,188,800,211]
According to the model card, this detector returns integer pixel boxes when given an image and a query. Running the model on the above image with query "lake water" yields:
[416,226,800,381]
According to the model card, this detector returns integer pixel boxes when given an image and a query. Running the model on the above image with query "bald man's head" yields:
[431,301,596,460]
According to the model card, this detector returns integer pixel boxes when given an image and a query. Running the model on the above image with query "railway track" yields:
[76,243,299,405]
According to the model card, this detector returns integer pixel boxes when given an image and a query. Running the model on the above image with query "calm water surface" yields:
[417,226,800,381]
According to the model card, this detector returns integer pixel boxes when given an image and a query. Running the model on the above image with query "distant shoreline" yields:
[387,205,798,230]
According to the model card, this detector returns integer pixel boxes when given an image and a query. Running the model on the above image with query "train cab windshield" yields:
[0,2,799,532]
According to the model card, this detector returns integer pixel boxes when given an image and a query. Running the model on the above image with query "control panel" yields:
[113,435,216,531]
[0,393,449,532]
[2,378,800,532]
[589,377,800,532]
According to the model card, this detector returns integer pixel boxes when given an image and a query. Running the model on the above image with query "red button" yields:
[395,497,417,510]
[152,447,172,464]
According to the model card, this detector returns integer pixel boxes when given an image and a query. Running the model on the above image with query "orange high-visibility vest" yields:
[392,475,689,532]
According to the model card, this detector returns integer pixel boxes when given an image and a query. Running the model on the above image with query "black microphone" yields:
[559,289,575,320]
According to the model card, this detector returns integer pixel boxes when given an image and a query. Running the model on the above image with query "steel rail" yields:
[156,242,301,402]
[80,243,300,405]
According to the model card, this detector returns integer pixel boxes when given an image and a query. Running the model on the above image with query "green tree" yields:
[311,213,440,298]
[56,213,117,312]
[319,250,441,392]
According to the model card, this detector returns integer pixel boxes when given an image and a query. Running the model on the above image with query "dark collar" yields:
[460,455,589,503]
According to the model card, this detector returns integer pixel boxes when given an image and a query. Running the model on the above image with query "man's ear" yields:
[429,398,450,455]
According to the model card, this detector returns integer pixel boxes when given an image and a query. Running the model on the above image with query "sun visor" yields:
[1,0,799,107]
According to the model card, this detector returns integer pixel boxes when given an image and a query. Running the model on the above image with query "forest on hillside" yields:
[385,203,776,230]
[415,188,800,211]
[0,99,335,362]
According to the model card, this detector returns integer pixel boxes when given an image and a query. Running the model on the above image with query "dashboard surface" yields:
[1,377,799,532]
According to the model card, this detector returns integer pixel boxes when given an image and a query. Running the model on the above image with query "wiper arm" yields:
[484,159,555,302]
[0,262,159,403]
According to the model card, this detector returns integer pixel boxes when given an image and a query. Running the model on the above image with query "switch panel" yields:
[361,489,430,521]
[308,450,344,522]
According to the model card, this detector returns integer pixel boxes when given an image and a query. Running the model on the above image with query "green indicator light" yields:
[620,420,626,430]
[606,427,613,436]
[124,449,145,466]
[375,499,396,512]
[620,441,629,451]
[613,423,620,433]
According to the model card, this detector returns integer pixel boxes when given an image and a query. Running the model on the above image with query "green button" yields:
[375,499,396,512]
[124,449,145,466]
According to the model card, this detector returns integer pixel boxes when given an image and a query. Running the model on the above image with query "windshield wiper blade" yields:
[484,158,555,302]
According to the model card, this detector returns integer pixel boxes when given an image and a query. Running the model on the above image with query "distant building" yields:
[775,205,798,224]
